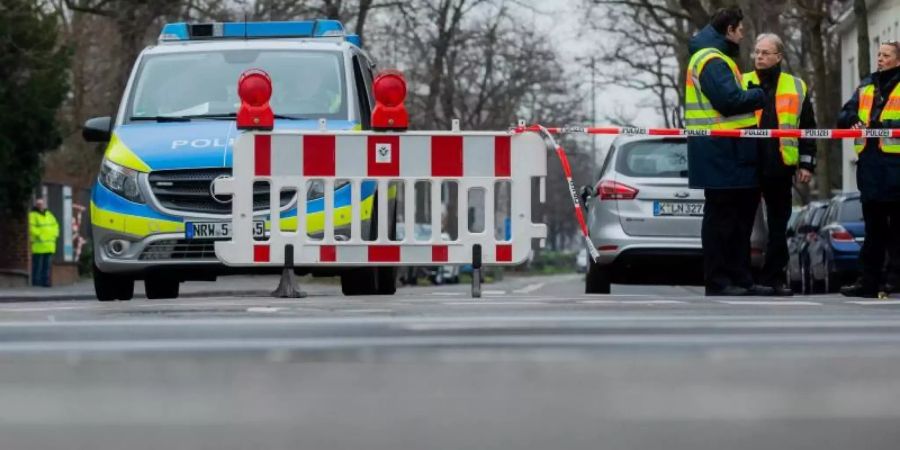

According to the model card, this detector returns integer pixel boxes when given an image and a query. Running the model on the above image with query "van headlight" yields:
[99,159,144,203]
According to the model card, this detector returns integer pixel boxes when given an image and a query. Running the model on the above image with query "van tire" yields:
[94,264,134,301]
[145,276,180,299]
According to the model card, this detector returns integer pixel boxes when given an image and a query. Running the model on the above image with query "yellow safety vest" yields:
[855,82,900,153]
[742,71,807,166]
[684,48,758,130]
[29,210,59,255]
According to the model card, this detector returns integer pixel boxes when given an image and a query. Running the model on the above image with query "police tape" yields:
[532,124,601,264]
[515,126,900,139]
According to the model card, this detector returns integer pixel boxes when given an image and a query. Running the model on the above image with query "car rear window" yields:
[839,198,863,221]
[616,140,688,178]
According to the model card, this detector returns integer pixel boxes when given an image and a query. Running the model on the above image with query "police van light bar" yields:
[159,20,356,43]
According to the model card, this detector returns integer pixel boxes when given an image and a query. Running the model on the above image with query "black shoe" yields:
[706,285,750,296]
[746,284,776,296]
[840,283,880,298]
[770,285,794,297]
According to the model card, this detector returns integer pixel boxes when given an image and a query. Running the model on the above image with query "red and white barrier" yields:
[213,129,548,267]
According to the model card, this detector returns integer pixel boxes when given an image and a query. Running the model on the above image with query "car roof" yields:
[611,135,686,146]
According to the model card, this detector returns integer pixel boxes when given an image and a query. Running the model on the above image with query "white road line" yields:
[513,283,545,294]
[442,301,544,306]
[581,300,687,305]
[482,290,506,295]
[717,300,822,306]
[846,300,900,305]
[343,309,394,314]
[245,307,283,313]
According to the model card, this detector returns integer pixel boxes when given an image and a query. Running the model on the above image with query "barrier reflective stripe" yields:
[214,130,548,267]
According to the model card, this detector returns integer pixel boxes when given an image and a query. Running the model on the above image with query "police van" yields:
[82,20,397,300]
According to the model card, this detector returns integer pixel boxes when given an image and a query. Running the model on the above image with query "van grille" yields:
[148,169,294,215]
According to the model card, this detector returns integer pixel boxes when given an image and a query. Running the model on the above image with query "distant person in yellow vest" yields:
[837,41,900,297]
[742,33,817,296]
[29,198,59,287]
[685,7,769,296]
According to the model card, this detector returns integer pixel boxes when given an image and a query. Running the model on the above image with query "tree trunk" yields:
[804,2,832,198]
[854,0,871,78]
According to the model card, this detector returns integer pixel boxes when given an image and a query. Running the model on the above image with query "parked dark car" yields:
[806,194,864,293]
[786,201,829,294]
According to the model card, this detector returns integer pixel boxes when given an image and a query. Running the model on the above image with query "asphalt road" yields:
[3,273,900,450]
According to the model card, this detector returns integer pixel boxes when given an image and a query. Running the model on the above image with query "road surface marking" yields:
[846,300,900,305]
[717,300,822,306]
[0,305,95,313]
[343,309,394,314]
[430,292,464,297]
[443,301,543,306]
[483,290,507,295]
[513,283,545,294]
[581,300,687,305]
[246,307,283,313]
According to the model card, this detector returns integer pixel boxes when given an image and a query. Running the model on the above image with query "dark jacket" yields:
[837,65,900,203]
[686,25,766,190]
[754,65,817,180]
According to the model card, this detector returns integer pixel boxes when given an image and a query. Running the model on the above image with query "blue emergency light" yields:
[158,20,361,46]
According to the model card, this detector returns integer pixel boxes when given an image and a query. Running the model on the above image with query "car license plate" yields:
[185,221,266,240]
[654,201,704,216]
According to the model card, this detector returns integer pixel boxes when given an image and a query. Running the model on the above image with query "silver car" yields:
[583,136,765,293]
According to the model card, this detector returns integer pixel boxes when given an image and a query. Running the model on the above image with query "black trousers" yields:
[702,188,760,292]
[759,177,793,286]
[859,201,900,288]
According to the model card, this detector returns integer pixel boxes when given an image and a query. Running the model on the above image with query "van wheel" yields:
[341,268,378,295]
[145,276,180,299]
[93,264,134,301]
[585,258,611,294]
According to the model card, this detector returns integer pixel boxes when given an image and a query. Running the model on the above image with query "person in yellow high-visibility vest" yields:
[837,42,900,297]
[29,198,59,287]
[685,7,768,296]
[742,33,817,296]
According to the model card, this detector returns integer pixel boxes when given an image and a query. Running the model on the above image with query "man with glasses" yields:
[742,33,817,296]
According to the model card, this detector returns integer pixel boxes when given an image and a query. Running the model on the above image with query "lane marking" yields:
[717,300,822,306]
[846,300,900,305]
[343,309,394,314]
[245,307,283,313]
[442,301,544,306]
[482,290,506,295]
[581,300,687,305]
[513,283,545,294]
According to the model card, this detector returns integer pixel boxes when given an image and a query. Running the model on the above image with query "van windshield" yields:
[128,49,347,121]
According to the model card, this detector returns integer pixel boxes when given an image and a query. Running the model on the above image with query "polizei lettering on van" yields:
[171,138,236,149]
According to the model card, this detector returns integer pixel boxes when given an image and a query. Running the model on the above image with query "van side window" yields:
[352,54,373,129]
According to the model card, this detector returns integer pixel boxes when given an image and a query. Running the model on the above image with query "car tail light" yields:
[237,69,273,130]
[829,227,854,242]
[596,180,638,200]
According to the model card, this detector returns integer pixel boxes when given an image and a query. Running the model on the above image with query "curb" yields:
[0,290,274,303]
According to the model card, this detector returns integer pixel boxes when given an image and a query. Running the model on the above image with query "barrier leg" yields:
[272,244,307,298]
[472,244,482,298]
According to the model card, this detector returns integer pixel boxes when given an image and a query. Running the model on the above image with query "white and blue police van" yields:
[82,20,396,300]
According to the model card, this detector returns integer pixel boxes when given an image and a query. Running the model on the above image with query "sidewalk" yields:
[0,275,324,302]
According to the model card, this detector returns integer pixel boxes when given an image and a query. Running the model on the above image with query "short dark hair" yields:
[710,7,744,35]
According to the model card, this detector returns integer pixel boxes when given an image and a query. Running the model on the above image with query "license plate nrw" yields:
[185,221,266,240]
[654,201,704,217]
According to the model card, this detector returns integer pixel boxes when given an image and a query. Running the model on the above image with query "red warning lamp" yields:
[237,69,274,130]
[372,70,408,131]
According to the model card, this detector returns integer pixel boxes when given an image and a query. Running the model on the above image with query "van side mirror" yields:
[82,116,112,143]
